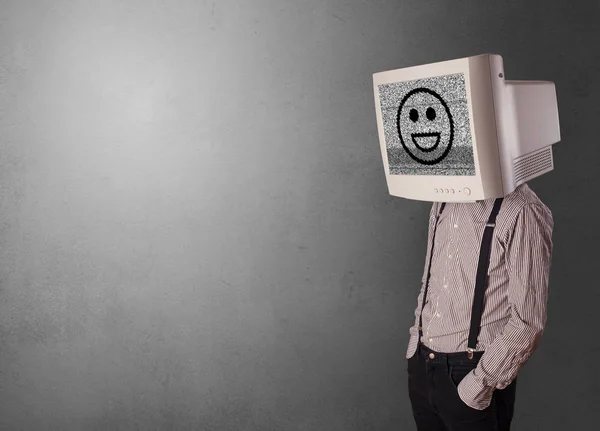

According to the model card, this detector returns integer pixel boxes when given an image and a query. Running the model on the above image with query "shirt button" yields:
[454,224,458,228]
[448,255,452,259]
[429,338,433,343]
[443,285,448,289]
[436,312,441,317]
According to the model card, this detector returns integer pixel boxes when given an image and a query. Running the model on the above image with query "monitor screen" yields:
[377,73,476,176]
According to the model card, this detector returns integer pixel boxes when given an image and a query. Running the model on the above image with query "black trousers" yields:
[407,343,518,431]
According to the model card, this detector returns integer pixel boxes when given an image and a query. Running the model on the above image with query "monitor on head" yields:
[373,54,560,202]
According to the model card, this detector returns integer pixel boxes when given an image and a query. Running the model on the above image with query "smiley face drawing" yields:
[396,88,454,165]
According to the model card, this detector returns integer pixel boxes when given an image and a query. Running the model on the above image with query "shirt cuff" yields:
[406,334,419,359]
[457,370,496,410]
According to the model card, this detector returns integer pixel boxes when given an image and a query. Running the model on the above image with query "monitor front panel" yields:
[373,55,505,202]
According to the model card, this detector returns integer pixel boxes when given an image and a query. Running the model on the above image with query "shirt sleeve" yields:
[458,203,554,410]
[406,202,438,359]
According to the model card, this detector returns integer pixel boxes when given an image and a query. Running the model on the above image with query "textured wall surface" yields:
[0,0,597,429]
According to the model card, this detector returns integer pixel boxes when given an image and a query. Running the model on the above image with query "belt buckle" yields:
[467,347,474,360]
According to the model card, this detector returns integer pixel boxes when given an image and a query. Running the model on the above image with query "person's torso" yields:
[420,183,549,353]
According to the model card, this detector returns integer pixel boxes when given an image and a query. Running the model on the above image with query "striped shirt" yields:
[406,183,554,410]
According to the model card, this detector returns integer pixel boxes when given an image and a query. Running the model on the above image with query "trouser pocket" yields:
[448,363,476,388]
[443,362,497,424]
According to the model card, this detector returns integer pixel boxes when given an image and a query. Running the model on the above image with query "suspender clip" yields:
[467,347,474,360]
[485,222,495,227]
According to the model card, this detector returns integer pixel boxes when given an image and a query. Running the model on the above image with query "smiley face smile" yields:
[411,132,441,152]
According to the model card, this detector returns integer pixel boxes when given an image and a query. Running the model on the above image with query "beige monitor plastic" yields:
[373,54,560,202]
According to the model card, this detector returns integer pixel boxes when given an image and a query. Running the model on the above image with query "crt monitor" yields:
[372,53,560,202]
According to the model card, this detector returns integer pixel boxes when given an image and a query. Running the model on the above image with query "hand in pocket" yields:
[448,364,474,388]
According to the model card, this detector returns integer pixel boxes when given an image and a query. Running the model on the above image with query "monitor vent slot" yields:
[513,147,553,186]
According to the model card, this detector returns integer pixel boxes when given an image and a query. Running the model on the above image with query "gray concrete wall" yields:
[0,0,596,429]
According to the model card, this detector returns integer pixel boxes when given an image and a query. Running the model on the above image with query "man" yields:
[406,183,553,430]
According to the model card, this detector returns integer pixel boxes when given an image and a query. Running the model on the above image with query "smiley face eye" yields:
[409,109,419,122]
[426,107,436,121]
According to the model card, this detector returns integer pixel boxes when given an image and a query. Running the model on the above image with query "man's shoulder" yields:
[500,184,553,235]
[505,183,552,216]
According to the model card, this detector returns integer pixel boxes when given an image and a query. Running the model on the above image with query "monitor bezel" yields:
[373,54,504,202]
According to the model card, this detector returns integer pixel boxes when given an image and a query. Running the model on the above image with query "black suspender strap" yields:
[466,197,504,359]
[418,202,446,344]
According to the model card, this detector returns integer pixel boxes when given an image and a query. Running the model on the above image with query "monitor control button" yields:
[450,189,455,194]
[463,187,471,196]
[434,188,438,193]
